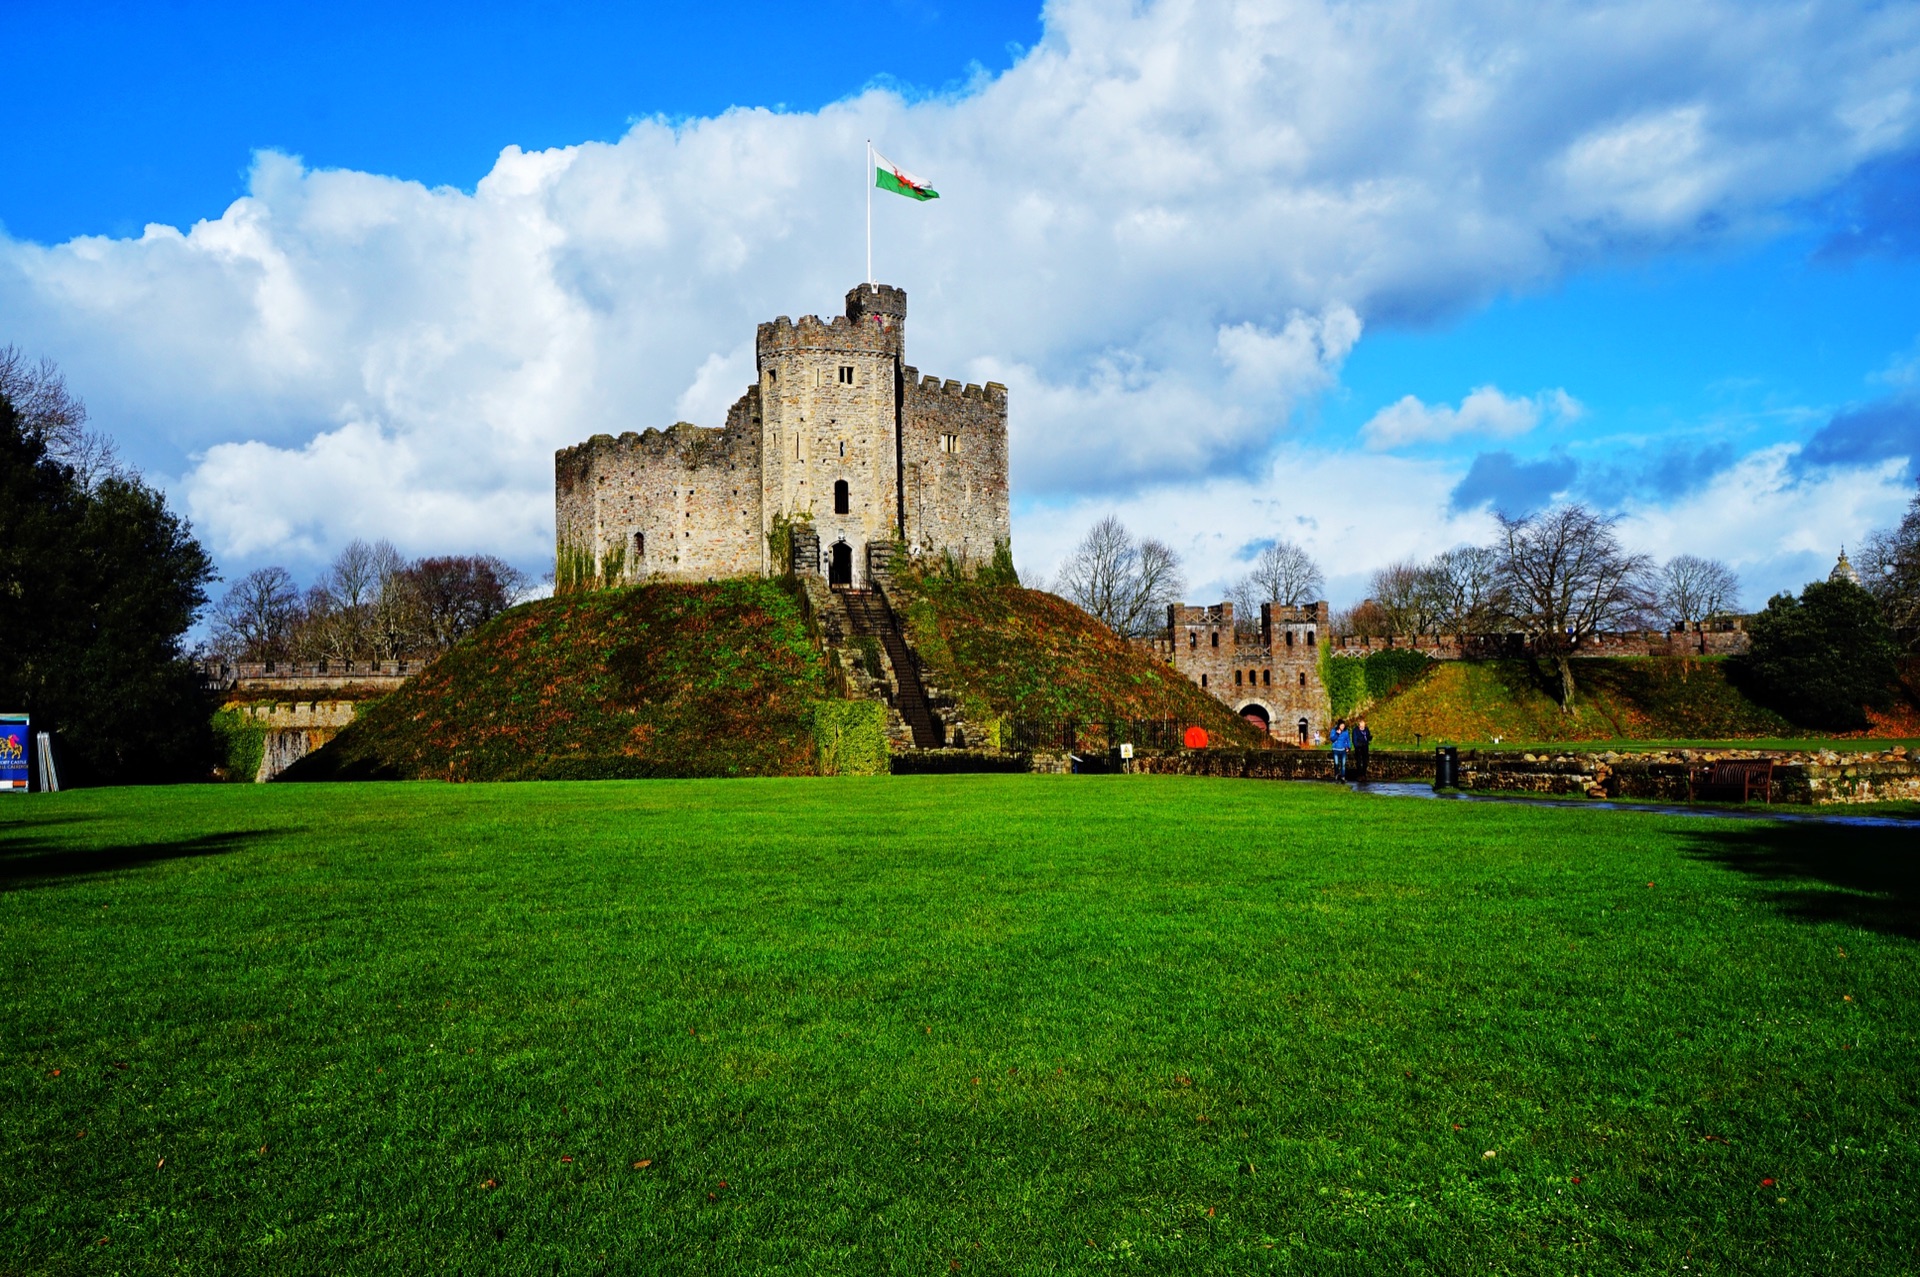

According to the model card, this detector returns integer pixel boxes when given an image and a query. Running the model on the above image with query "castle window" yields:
[939,433,959,454]
[1189,632,1197,650]
[766,367,776,383]
[1235,670,1243,686]
[1286,630,1294,647]
[1299,672,1307,687]
[1211,631,1219,648]
[839,441,846,457]
[1263,670,1271,686]
[839,365,855,385]
[1306,630,1315,646]
[634,531,644,558]
[833,479,850,514]
[1201,674,1208,688]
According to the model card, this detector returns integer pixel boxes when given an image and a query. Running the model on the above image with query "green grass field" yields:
[4,778,1916,1274]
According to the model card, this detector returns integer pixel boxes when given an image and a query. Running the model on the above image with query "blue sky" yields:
[3,0,1917,611]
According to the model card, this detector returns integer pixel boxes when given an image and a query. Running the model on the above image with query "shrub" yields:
[1733,579,1901,729]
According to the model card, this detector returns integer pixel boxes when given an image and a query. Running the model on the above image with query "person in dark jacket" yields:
[1352,717,1372,781]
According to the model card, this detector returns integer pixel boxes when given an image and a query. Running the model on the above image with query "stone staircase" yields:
[838,588,945,749]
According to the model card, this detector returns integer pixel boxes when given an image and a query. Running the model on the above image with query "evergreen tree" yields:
[0,392,216,783]
[1735,579,1901,730]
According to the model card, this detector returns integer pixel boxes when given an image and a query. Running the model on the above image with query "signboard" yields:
[0,716,27,793]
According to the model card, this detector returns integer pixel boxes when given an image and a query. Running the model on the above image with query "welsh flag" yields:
[874,151,938,201]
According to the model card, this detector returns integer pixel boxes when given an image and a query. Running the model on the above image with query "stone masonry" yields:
[555,283,1011,590]
[1152,601,1333,743]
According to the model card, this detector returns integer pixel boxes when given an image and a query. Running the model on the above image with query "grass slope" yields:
[1365,657,1810,746]
[4,778,1917,1273]
[897,577,1258,741]
[290,580,829,781]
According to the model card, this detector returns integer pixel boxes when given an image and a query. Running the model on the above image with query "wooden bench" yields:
[1689,759,1774,804]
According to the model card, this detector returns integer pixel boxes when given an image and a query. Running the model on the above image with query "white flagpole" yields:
[865,139,873,285]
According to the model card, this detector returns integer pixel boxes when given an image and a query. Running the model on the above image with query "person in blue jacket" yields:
[1330,719,1352,781]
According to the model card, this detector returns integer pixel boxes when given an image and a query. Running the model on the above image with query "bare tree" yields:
[1656,554,1741,627]
[1054,515,1187,638]
[211,567,304,662]
[0,344,128,488]
[1496,505,1654,710]
[1422,544,1506,636]
[1333,598,1393,638]
[402,554,531,649]
[1232,540,1325,608]
[1860,485,1920,651]
[1367,559,1444,634]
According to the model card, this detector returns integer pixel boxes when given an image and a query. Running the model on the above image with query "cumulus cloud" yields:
[1,0,1917,576]
[1362,385,1580,450]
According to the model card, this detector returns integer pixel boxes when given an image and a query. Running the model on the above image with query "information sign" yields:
[0,715,27,793]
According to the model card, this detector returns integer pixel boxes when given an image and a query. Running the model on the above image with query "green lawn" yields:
[3,778,1916,1274]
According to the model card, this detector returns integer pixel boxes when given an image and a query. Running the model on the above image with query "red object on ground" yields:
[1184,726,1209,749]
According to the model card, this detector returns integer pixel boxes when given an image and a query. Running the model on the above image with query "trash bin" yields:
[1434,745,1459,790]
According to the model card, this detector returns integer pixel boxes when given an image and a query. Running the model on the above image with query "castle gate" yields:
[829,540,853,586]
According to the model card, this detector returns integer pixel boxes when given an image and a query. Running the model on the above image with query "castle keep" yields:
[555,283,1010,589]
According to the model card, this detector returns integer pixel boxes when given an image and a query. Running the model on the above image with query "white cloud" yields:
[1,0,1916,578]
[1362,385,1582,450]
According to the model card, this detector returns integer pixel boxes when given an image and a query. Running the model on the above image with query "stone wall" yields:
[1323,623,1750,660]
[229,700,360,781]
[554,403,765,587]
[757,285,905,586]
[555,282,1012,590]
[1135,744,1919,806]
[900,372,1010,568]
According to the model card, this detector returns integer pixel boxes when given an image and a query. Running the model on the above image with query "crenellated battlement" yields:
[558,280,1006,591]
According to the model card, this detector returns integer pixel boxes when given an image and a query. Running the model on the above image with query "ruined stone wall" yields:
[756,285,904,586]
[1162,601,1331,741]
[901,371,1011,569]
[554,397,764,586]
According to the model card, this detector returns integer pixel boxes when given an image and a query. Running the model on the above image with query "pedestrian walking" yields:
[1330,719,1352,782]
[1353,717,1372,781]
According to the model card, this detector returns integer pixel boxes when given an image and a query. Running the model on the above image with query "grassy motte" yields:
[1364,656,1809,746]
[287,580,830,781]
[5,778,1916,1272]
[894,574,1258,741]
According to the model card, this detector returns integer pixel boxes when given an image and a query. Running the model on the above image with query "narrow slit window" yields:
[1263,670,1271,686]
[1211,631,1219,648]
[1201,674,1208,688]
[1235,670,1243,686]
[833,479,850,514]
[634,531,644,557]
[1299,672,1307,687]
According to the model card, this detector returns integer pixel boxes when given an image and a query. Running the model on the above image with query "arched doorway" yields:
[1238,703,1270,734]
[829,540,853,586]
[1296,717,1310,745]
[833,479,850,514]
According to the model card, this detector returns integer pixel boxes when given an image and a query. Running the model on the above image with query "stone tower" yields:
[555,283,1010,591]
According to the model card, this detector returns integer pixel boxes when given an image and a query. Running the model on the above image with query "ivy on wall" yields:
[1319,648,1435,721]
[210,706,267,783]
[811,700,890,776]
